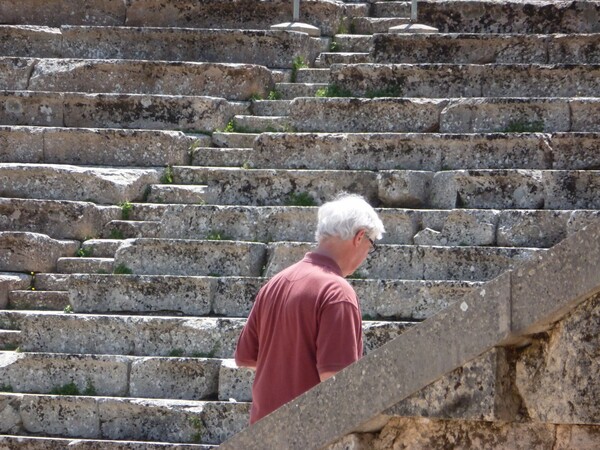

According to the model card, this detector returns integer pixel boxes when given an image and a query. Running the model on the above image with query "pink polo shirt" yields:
[234,252,363,424]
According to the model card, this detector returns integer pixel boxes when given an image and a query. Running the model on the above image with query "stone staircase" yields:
[1,0,599,448]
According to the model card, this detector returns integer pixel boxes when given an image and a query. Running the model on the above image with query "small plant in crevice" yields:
[113,263,133,275]
[315,84,353,98]
[0,385,13,392]
[83,379,97,396]
[502,119,545,133]
[50,381,80,396]
[188,139,203,165]
[329,40,340,52]
[63,305,74,314]
[285,191,317,207]
[169,348,185,357]
[190,416,205,443]
[76,247,93,258]
[160,166,174,184]
[290,56,309,83]
[119,201,133,220]
[267,90,283,101]
[206,230,232,241]
[29,272,36,291]
[249,92,263,101]
[109,229,125,240]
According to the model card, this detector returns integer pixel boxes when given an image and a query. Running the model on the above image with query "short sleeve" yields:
[234,302,260,367]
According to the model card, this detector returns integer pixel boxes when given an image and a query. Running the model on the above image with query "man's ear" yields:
[353,229,365,246]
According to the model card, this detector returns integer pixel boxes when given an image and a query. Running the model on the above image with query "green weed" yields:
[160,166,174,184]
[315,84,353,98]
[291,56,309,83]
[113,263,133,275]
[50,382,80,396]
[285,192,317,207]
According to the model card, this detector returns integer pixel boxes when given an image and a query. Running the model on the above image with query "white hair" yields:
[315,193,385,242]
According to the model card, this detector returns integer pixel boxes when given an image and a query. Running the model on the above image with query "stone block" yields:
[130,357,221,400]
[543,170,600,209]
[63,92,233,132]
[0,271,30,309]
[290,98,446,133]
[0,91,63,126]
[419,209,499,247]
[440,98,571,133]
[362,321,413,354]
[429,170,546,209]
[0,352,129,396]
[0,198,120,240]
[0,232,79,273]
[0,57,36,90]
[212,277,264,317]
[570,98,600,132]
[68,274,213,315]
[375,209,419,245]
[497,210,570,248]
[550,132,600,170]
[0,125,44,163]
[29,59,274,101]
[113,239,267,277]
[0,0,127,26]
[0,163,161,204]
[566,210,600,236]
[0,394,22,434]
[377,170,433,208]
[218,359,254,402]
[57,257,114,275]
[548,34,600,64]
[0,25,63,58]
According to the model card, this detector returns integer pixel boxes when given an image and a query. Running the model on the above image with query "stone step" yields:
[0,90,238,132]
[67,274,480,320]
[266,242,542,281]
[316,52,372,68]
[122,203,599,249]
[56,257,114,275]
[0,163,162,204]
[250,132,600,171]
[330,63,600,98]
[0,232,80,273]
[8,311,411,358]
[114,239,267,277]
[0,392,248,445]
[2,57,274,101]
[80,239,123,258]
[0,351,224,401]
[250,100,292,117]
[190,148,252,168]
[332,35,373,53]
[372,1,411,18]
[102,220,161,239]
[373,33,600,65]
[8,290,69,310]
[295,68,331,84]
[274,82,328,99]
[351,17,411,34]
[0,125,209,167]
[2,25,322,68]
[211,132,258,149]
[232,115,291,133]
[430,169,600,210]
[33,273,71,291]
[0,330,21,350]
[0,436,216,449]
[289,97,600,133]
[146,185,209,205]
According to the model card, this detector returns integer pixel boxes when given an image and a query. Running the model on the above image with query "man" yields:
[234,193,385,424]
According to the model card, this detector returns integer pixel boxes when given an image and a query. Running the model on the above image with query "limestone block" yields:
[429,170,546,209]
[147,184,207,205]
[63,92,233,132]
[0,232,79,273]
[175,167,379,206]
[497,210,570,248]
[555,425,600,450]
[0,394,22,434]
[419,209,499,247]
[440,98,571,133]
[261,206,319,242]
[68,274,213,315]
[0,57,36,90]
[29,59,274,101]
[571,98,600,132]
[0,352,129,396]
[375,209,419,245]
[19,313,245,358]
[0,198,120,240]
[0,25,61,59]
[129,357,220,400]
[253,132,443,171]
[57,257,114,275]
[42,127,200,167]
[61,27,322,69]
[363,321,413,354]
[20,395,100,438]
[218,359,254,402]
[370,417,556,450]
[126,0,346,37]
[0,271,30,308]
[0,125,44,163]
[326,433,375,450]
[373,34,548,65]
[548,34,600,64]
[0,163,161,204]
[515,293,600,424]
[566,210,600,236]
[352,279,479,321]
[0,0,127,26]
[550,132,600,170]
[0,91,63,126]
[213,277,264,317]
[114,239,267,277]
[377,170,433,208]
[543,170,600,209]
[290,98,446,133]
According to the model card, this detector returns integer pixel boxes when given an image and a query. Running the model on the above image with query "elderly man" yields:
[235,193,385,424]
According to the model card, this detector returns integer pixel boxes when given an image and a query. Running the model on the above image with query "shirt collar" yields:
[302,252,343,276]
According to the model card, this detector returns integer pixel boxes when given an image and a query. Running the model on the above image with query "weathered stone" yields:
[0,91,63,126]
[0,163,161,204]
[29,59,274,101]
[114,239,267,277]
[130,357,221,400]
[68,274,213,315]
[0,125,44,163]
[0,57,36,90]
[57,257,114,275]
[0,436,217,449]
[0,0,127,26]
[218,359,254,402]
[570,98,600,132]
[377,171,433,208]
[566,210,600,236]
[146,184,208,205]
[0,394,22,434]
[213,277,264,317]
[548,34,600,64]
[420,209,499,247]
[290,98,446,133]
[0,271,30,309]
[543,170,600,209]
[555,425,600,450]
[81,239,122,258]
[0,198,120,240]
[8,290,68,310]
[0,352,129,396]
[550,132,600,170]
[0,25,62,58]
[497,210,570,248]
[362,321,414,354]
[0,232,79,273]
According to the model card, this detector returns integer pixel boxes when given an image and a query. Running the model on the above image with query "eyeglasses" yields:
[367,237,377,254]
